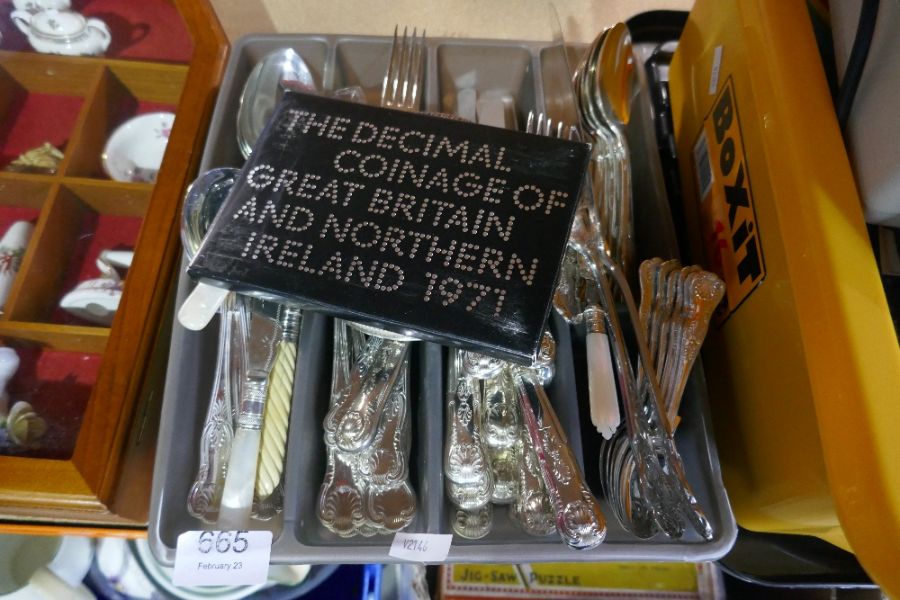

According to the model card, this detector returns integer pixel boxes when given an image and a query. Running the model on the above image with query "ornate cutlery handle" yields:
[445,376,491,486]
[514,371,606,550]
[511,426,556,536]
[583,306,620,440]
[444,349,493,512]
[318,447,366,537]
[325,339,409,452]
[482,370,519,450]
[255,306,302,500]
[358,382,408,487]
[187,293,240,521]
[363,353,417,533]
[217,377,267,530]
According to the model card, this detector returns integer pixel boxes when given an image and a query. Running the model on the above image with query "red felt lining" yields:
[0,92,83,169]
[3,346,101,460]
[0,0,193,64]
[51,212,142,325]
[0,208,41,239]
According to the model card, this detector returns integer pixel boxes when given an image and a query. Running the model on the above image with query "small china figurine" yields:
[11,8,111,56]
[0,221,34,312]
[59,249,133,325]
[4,142,64,175]
[0,348,46,450]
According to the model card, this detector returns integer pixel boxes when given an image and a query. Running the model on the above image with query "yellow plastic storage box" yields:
[669,0,900,594]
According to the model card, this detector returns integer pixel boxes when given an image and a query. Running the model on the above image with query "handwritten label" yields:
[173,530,272,587]
[189,91,589,363]
[389,533,453,562]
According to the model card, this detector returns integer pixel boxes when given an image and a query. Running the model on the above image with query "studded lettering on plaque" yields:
[189,91,589,362]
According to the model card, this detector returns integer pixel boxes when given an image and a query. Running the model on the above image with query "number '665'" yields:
[198,531,249,554]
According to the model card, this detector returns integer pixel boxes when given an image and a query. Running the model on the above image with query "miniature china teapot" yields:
[12,0,71,14]
[11,8,110,56]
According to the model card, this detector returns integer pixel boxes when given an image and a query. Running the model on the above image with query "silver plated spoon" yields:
[236,48,316,158]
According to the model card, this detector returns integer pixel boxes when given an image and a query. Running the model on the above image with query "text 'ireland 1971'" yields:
[189,91,589,361]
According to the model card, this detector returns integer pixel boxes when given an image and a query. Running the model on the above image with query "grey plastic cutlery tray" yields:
[150,33,737,565]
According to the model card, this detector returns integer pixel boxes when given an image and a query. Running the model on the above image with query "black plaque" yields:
[189,91,590,362]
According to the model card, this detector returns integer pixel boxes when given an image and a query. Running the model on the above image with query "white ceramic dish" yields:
[93,538,313,600]
[0,535,93,599]
[102,112,175,183]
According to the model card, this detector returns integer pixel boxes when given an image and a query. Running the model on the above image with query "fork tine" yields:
[388,26,406,107]
[381,25,399,107]
[400,27,414,108]
[394,26,409,107]
[407,29,425,110]
[526,111,578,141]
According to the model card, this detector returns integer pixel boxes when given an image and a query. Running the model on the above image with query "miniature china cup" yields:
[102,112,175,183]
[12,0,71,14]
[11,8,110,56]
[58,277,122,326]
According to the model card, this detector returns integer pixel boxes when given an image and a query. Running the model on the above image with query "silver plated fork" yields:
[380,26,425,111]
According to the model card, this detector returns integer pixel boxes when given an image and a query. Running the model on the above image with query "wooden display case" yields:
[0,0,227,531]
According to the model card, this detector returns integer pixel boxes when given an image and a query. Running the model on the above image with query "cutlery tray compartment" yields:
[150,33,736,564]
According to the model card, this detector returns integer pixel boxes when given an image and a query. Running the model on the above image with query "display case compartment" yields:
[2,182,143,328]
[0,55,95,171]
[62,64,185,180]
[0,337,102,460]
[0,0,228,531]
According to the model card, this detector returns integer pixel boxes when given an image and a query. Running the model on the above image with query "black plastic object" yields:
[626,10,688,45]
[189,90,589,363]
[835,0,880,131]
[719,527,875,589]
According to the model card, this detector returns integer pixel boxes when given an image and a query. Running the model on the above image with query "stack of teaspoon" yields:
[598,260,724,537]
